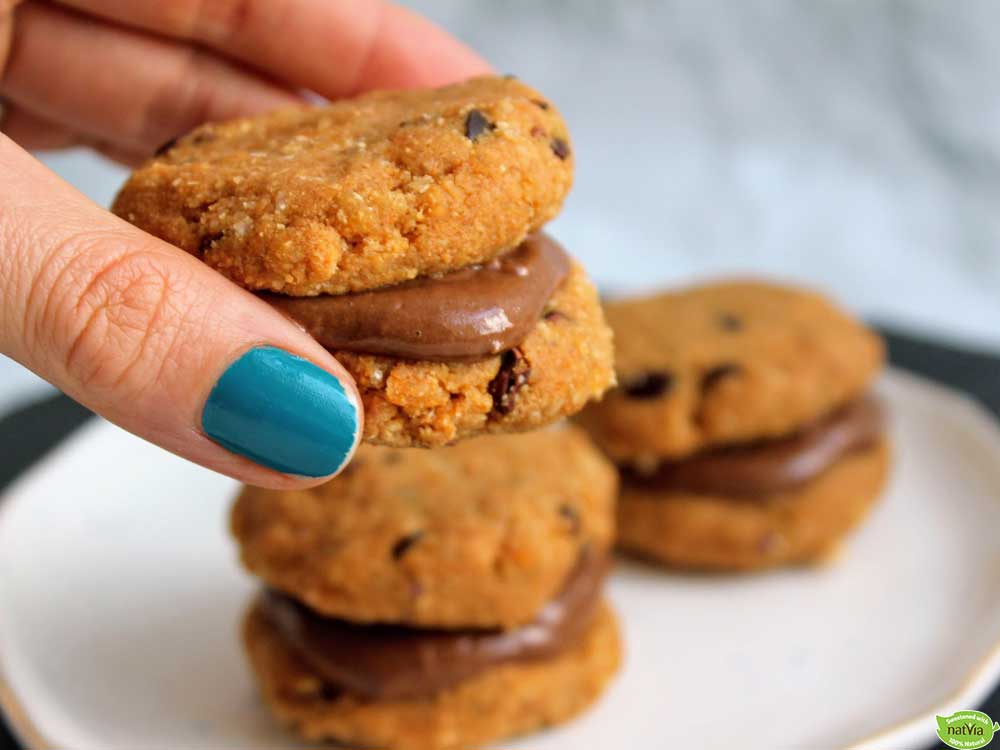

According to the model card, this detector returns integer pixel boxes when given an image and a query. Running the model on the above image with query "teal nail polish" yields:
[202,347,358,477]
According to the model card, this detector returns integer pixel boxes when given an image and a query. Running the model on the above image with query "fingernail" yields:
[202,346,358,477]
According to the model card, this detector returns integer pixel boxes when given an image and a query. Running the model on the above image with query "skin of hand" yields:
[0,0,492,488]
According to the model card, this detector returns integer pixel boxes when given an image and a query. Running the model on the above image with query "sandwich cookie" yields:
[233,427,622,748]
[113,76,614,447]
[577,280,890,570]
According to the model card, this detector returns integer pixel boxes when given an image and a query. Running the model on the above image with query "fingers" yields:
[89,143,148,168]
[2,0,490,161]
[0,101,147,164]
[0,136,362,488]
[0,0,20,74]
[1,2,301,156]
[0,102,77,150]
[53,0,493,97]
[350,3,495,93]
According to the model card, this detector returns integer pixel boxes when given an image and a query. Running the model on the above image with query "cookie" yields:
[576,280,889,570]
[231,426,617,628]
[346,261,614,447]
[243,598,621,750]
[576,280,885,465]
[112,76,573,296]
[617,438,890,570]
[113,77,610,446]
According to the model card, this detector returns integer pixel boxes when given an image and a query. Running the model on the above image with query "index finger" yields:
[52,0,493,97]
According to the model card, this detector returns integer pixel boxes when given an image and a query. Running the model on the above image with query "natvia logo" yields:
[936,710,999,749]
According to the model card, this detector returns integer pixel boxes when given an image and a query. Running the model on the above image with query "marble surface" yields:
[4,0,1000,414]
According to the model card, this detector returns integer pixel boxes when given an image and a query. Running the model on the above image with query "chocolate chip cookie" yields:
[233,426,620,747]
[340,259,614,447]
[113,77,614,447]
[113,76,573,296]
[243,598,621,750]
[576,280,891,569]
[231,426,617,628]
[619,436,890,570]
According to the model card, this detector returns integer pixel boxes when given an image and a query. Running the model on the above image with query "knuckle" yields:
[209,0,256,42]
[40,235,198,395]
[171,0,256,43]
[136,48,218,144]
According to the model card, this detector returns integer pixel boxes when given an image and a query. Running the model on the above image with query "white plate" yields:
[1,370,1000,750]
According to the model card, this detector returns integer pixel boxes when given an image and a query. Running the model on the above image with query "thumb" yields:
[0,136,361,488]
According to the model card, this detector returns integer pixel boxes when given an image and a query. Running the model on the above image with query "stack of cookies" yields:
[578,280,890,570]
[232,428,620,748]
[115,77,621,748]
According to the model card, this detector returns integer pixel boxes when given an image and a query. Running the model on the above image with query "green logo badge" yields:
[936,710,999,749]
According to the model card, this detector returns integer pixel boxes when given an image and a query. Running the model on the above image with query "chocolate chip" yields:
[488,348,530,415]
[551,138,571,160]
[717,313,743,332]
[503,73,518,80]
[399,114,431,129]
[622,371,674,399]
[532,99,551,110]
[198,232,223,254]
[701,363,742,393]
[154,136,178,157]
[318,683,341,701]
[543,309,569,322]
[558,504,581,534]
[391,531,423,560]
[155,129,213,156]
[530,125,546,138]
[465,109,495,141]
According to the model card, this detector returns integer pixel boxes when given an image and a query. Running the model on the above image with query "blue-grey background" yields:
[4,0,1000,416]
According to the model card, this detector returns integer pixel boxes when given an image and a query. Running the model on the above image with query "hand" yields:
[0,0,491,488]
[0,0,489,163]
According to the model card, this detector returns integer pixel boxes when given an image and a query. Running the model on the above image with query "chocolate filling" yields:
[259,549,609,700]
[623,395,885,497]
[264,233,571,361]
